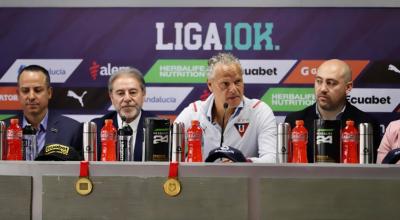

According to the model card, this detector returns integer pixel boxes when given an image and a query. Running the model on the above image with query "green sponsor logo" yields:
[0,114,16,121]
[261,88,315,112]
[145,60,208,83]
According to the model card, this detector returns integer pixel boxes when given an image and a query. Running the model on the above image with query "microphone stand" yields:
[220,103,228,148]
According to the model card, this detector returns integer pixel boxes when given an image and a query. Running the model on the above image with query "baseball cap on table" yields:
[205,146,247,162]
[35,143,82,161]
[382,148,400,164]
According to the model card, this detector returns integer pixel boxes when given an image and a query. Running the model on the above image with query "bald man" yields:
[285,59,381,163]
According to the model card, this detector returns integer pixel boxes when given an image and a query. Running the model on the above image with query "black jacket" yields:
[5,111,83,158]
[285,102,381,163]
[91,110,154,161]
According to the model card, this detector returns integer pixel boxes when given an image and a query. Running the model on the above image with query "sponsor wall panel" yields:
[0,7,399,131]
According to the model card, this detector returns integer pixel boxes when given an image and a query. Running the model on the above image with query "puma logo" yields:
[388,64,400,74]
[67,90,87,107]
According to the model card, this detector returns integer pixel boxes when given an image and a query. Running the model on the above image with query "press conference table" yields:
[0,161,399,220]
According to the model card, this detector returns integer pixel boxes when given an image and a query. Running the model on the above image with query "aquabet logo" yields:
[155,22,279,51]
[89,61,130,80]
[347,88,400,112]
[0,59,82,83]
[240,60,296,84]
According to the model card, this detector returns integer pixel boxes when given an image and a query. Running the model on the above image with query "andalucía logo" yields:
[0,59,82,83]
[142,87,193,111]
[89,61,129,80]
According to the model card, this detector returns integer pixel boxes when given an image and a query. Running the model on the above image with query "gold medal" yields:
[163,178,181,197]
[75,177,93,196]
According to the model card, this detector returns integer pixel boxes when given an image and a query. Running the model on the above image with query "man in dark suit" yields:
[14,65,82,158]
[91,67,153,161]
[285,59,381,163]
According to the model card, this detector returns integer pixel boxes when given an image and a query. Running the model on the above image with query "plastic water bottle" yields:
[342,120,359,163]
[100,119,117,161]
[6,118,23,160]
[186,120,202,162]
[22,124,37,160]
[291,120,308,163]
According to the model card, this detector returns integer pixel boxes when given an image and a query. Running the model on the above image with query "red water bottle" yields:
[291,120,308,163]
[186,120,203,162]
[6,118,23,160]
[341,120,359,163]
[100,119,117,161]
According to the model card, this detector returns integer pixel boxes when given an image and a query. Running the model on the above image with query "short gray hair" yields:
[207,52,242,79]
[108,67,146,93]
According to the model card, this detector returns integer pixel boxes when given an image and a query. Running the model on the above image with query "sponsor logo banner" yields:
[261,87,315,112]
[145,60,208,83]
[357,61,400,85]
[89,61,130,80]
[50,88,109,110]
[0,114,17,121]
[143,87,194,111]
[240,60,297,84]
[0,59,82,83]
[0,87,21,110]
[347,88,400,112]
[283,60,369,84]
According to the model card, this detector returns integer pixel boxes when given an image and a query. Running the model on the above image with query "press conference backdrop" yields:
[0,7,399,133]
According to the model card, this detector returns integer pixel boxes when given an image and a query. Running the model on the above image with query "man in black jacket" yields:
[285,59,381,163]
[91,67,153,161]
[12,65,83,159]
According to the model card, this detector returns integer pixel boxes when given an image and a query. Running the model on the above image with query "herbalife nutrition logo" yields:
[261,88,315,112]
[145,60,208,83]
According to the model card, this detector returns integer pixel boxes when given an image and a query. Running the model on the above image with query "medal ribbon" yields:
[168,162,179,179]
[80,161,89,177]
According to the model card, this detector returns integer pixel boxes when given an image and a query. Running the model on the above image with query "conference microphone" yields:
[117,115,133,161]
[220,103,229,148]
[205,103,248,163]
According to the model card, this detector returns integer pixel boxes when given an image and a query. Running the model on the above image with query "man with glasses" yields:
[92,67,153,161]
[175,53,277,163]
[285,59,381,163]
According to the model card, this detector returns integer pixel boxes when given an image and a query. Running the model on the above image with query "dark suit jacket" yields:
[285,102,382,163]
[91,110,154,161]
[6,111,83,158]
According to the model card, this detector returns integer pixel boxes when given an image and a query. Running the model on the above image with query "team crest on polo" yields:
[234,123,249,137]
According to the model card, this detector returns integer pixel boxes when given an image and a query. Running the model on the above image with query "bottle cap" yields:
[346,120,354,126]
[295,120,304,126]
[10,118,19,124]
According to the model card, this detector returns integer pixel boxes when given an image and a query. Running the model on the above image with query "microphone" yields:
[117,115,133,161]
[121,115,127,127]
[220,103,229,148]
